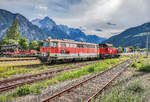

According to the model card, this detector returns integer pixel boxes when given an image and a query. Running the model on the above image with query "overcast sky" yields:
[0,0,150,38]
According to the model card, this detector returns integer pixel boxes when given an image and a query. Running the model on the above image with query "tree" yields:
[129,46,134,52]
[29,40,38,50]
[1,37,8,45]
[2,19,21,45]
[19,37,29,50]
[6,19,21,40]
[135,46,140,52]
[37,40,42,51]
[0,39,3,45]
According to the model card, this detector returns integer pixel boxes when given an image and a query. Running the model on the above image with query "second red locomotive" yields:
[39,38,120,64]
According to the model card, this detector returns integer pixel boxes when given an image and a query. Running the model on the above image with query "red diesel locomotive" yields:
[39,38,120,64]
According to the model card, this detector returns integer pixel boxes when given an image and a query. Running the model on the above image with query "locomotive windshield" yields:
[42,42,49,47]
[99,44,107,48]
[50,42,58,47]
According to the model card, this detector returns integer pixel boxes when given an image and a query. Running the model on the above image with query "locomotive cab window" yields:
[61,43,66,47]
[43,42,49,47]
[77,44,84,48]
[99,44,107,48]
[66,43,70,47]
[50,42,58,47]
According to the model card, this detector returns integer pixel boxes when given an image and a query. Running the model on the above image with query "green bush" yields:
[139,64,150,72]
[137,59,144,63]
[87,65,95,73]
[31,84,42,95]
[16,85,31,96]
[131,62,139,68]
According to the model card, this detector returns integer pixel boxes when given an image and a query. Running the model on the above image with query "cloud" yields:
[35,5,48,11]
[0,0,150,38]
[107,22,116,26]
[95,29,102,32]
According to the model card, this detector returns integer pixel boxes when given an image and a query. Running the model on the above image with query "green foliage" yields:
[2,19,21,45]
[139,64,150,72]
[127,81,144,93]
[131,56,150,72]
[1,19,30,50]
[131,62,139,68]
[29,40,38,50]
[6,19,21,40]
[95,80,145,102]
[30,84,42,95]
[16,83,42,96]
[1,37,8,45]
[129,46,134,52]
[135,46,141,51]
[0,93,14,102]
[37,40,42,51]
[16,84,31,96]
[19,37,29,50]
[2,38,18,45]
[0,66,31,79]
[87,65,95,73]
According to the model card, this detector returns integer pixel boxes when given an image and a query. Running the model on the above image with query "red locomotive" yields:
[39,38,120,64]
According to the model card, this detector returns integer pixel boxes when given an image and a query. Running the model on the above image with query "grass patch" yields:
[138,64,150,72]
[131,62,140,68]
[16,84,32,96]
[95,80,145,102]
[0,60,41,67]
[0,65,49,79]
[130,56,150,72]
[127,81,144,93]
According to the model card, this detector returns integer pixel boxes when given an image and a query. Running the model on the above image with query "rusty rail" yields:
[41,60,129,102]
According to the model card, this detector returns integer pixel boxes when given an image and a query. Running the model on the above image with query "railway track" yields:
[0,60,102,93]
[40,60,131,102]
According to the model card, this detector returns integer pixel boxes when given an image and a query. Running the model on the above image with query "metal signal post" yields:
[146,31,149,57]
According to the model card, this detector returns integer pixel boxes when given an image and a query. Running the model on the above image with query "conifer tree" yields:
[2,19,21,45]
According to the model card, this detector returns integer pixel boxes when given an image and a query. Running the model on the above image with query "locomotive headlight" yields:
[41,53,47,56]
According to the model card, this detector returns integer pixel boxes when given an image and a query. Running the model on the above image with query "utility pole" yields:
[146,31,149,57]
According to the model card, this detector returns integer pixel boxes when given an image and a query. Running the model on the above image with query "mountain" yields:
[103,22,150,48]
[32,17,70,39]
[32,17,106,43]
[0,9,106,43]
[86,35,107,44]
[58,25,87,41]
[0,9,47,41]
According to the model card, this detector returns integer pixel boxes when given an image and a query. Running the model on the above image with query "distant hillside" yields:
[103,22,150,48]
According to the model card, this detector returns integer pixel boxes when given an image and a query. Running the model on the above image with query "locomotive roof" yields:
[99,43,113,47]
[43,38,98,45]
